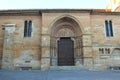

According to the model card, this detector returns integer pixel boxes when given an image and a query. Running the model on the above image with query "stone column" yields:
[73,37,81,66]
[2,24,15,70]
[41,27,50,70]
[82,34,93,69]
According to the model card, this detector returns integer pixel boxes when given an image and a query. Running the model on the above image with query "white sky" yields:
[0,0,109,10]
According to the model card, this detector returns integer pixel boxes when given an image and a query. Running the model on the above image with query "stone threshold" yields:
[50,66,85,70]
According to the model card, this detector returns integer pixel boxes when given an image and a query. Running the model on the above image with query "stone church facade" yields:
[0,9,120,70]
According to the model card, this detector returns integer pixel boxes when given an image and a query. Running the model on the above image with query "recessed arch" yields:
[50,15,83,66]
[50,14,84,35]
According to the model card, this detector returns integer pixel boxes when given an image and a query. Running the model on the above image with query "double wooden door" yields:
[58,37,74,66]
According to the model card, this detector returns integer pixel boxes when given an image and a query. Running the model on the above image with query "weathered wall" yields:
[0,11,120,70]
[91,14,120,69]
[0,15,42,70]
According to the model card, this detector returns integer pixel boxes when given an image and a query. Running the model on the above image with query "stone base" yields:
[84,58,93,69]
[41,58,50,70]
[50,66,85,70]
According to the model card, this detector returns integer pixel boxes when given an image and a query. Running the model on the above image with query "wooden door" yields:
[58,37,74,66]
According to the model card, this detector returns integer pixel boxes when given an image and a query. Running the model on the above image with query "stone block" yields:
[42,27,49,34]
[51,58,57,66]
[84,27,91,34]
[75,58,83,66]
[41,58,50,70]
[84,58,93,69]
[83,47,92,57]
[41,36,50,46]
[83,35,92,46]
[41,48,50,57]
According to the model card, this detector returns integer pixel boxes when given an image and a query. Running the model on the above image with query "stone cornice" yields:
[0,10,42,16]
[90,11,120,15]
[0,9,120,16]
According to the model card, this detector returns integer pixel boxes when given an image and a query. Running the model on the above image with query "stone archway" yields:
[50,16,83,66]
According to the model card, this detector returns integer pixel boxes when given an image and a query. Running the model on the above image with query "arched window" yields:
[108,48,110,54]
[99,48,104,54]
[24,20,32,37]
[109,20,113,36]
[24,20,28,37]
[105,20,113,37]
[105,20,109,37]
[101,48,104,54]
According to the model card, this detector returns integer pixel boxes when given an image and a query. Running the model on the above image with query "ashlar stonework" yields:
[0,9,120,70]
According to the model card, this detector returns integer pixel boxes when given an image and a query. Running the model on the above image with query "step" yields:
[50,66,85,70]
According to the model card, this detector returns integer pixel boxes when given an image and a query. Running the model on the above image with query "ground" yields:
[0,70,120,80]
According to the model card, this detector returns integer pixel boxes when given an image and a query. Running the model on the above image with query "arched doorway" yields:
[50,16,83,66]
